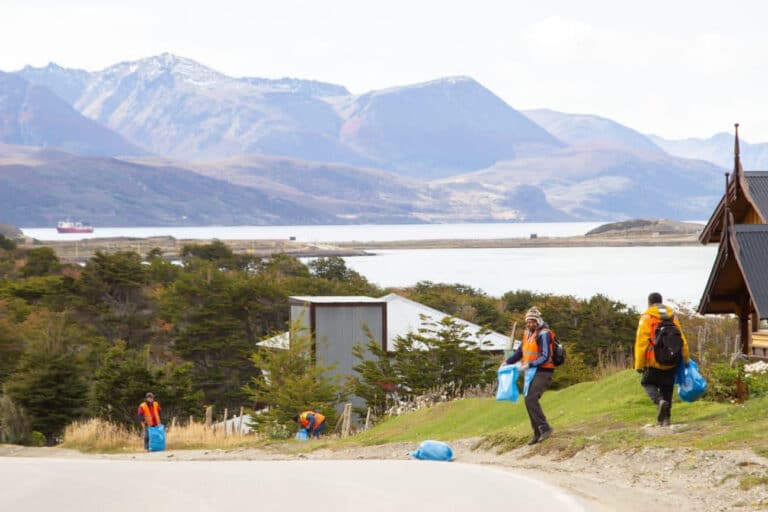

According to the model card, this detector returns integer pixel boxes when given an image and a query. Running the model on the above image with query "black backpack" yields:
[652,311,683,365]
[548,329,566,367]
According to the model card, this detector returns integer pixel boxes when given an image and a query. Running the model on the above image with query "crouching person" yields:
[293,410,326,439]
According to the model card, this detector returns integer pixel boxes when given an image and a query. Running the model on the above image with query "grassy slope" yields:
[347,370,768,457]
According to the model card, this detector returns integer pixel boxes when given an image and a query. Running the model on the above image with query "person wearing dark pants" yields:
[137,392,161,451]
[635,292,690,426]
[506,306,556,445]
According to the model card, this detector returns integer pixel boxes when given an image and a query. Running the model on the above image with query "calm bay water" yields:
[339,246,718,311]
[21,222,714,311]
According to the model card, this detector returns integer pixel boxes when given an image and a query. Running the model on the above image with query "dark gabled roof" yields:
[699,220,768,319]
[734,224,768,319]
[700,171,768,244]
[744,172,768,220]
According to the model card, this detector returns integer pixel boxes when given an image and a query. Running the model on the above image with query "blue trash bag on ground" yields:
[523,366,538,397]
[496,364,520,402]
[148,424,165,452]
[676,359,707,402]
[411,440,454,461]
[295,428,308,441]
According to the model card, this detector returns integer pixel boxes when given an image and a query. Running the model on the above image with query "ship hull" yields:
[56,227,94,234]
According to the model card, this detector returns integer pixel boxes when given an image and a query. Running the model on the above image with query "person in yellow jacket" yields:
[635,292,690,426]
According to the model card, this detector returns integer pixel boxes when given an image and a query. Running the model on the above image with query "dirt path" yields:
[1,436,766,511]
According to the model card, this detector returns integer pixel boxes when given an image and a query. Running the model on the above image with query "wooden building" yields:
[698,125,768,358]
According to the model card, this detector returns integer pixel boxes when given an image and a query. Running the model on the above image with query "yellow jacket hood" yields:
[634,304,690,370]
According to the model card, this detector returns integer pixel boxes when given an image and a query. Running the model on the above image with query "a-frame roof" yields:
[699,126,768,244]
[699,217,768,319]
[700,172,768,243]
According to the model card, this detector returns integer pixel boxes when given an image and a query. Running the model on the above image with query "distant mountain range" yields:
[649,133,768,170]
[0,53,744,225]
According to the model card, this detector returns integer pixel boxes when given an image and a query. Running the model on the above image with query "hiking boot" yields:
[527,433,540,445]
[538,425,553,442]
[656,400,668,425]
[661,401,671,427]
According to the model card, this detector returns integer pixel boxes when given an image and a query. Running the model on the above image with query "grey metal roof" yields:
[289,296,384,304]
[735,224,768,319]
[381,293,512,351]
[745,172,768,220]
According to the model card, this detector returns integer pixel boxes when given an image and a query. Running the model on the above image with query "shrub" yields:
[703,361,745,402]
[0,394,32,444]
[745,361,768,398]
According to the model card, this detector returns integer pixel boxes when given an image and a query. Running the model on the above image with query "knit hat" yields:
[145,392,154,399]
[525,306,543,325]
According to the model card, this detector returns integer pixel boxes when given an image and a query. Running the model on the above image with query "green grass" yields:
[342,370,768,457]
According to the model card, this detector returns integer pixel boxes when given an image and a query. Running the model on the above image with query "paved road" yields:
[0,457,590,511]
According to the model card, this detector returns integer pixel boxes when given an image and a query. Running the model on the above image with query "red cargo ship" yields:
[56,220,94,234]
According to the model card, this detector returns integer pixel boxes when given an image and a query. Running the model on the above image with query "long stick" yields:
[506,321,518,361]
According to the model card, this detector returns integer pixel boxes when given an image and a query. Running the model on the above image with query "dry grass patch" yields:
[61,418,264,453]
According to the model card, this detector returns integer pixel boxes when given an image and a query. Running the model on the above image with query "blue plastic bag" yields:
[523,366,538,397]
[676,359,707,402]
[496,364,520,402]
[295,428,308,441]
[148,424,165,452]
[411,440,453,461]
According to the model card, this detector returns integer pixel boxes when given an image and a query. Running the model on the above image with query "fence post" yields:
[238,407,244,435]
[223,408,228,437]
[205,405,213,428]
[364,407,371,430]
[341,403,352,438]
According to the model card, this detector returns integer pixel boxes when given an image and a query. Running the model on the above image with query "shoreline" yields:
[23,234,701,263]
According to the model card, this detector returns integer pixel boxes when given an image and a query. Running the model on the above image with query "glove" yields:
[636,368,643,374]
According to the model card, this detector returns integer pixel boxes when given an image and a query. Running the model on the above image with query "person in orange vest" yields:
[292,410,326,438]
[505,306,555,445]
[137,392,162,451]
[635,292,690,426]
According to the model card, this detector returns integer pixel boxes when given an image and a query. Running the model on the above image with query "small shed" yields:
[289,296,386,379]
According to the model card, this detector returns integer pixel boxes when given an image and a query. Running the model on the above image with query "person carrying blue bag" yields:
[505,307,556,445]
[634,292,690,427]
[137,392,164,451]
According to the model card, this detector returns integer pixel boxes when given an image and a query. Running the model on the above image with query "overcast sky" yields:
[3,0,767,141]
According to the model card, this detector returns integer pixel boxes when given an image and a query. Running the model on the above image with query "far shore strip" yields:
[25,233,701,263]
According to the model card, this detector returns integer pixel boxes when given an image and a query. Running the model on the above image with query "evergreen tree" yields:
[78,251,153,348]
[3,310,96,443]
[21,247,61,277]
[90,342,202,427]
[5,350,87,443]
[161,262,266,408]
[393,315,495,398]
[348,326,399,418]
[244,322,343,434]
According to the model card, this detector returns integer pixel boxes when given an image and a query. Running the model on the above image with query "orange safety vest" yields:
[138,401,161,427]
[299,411,325,429]
[522,328,555,370]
